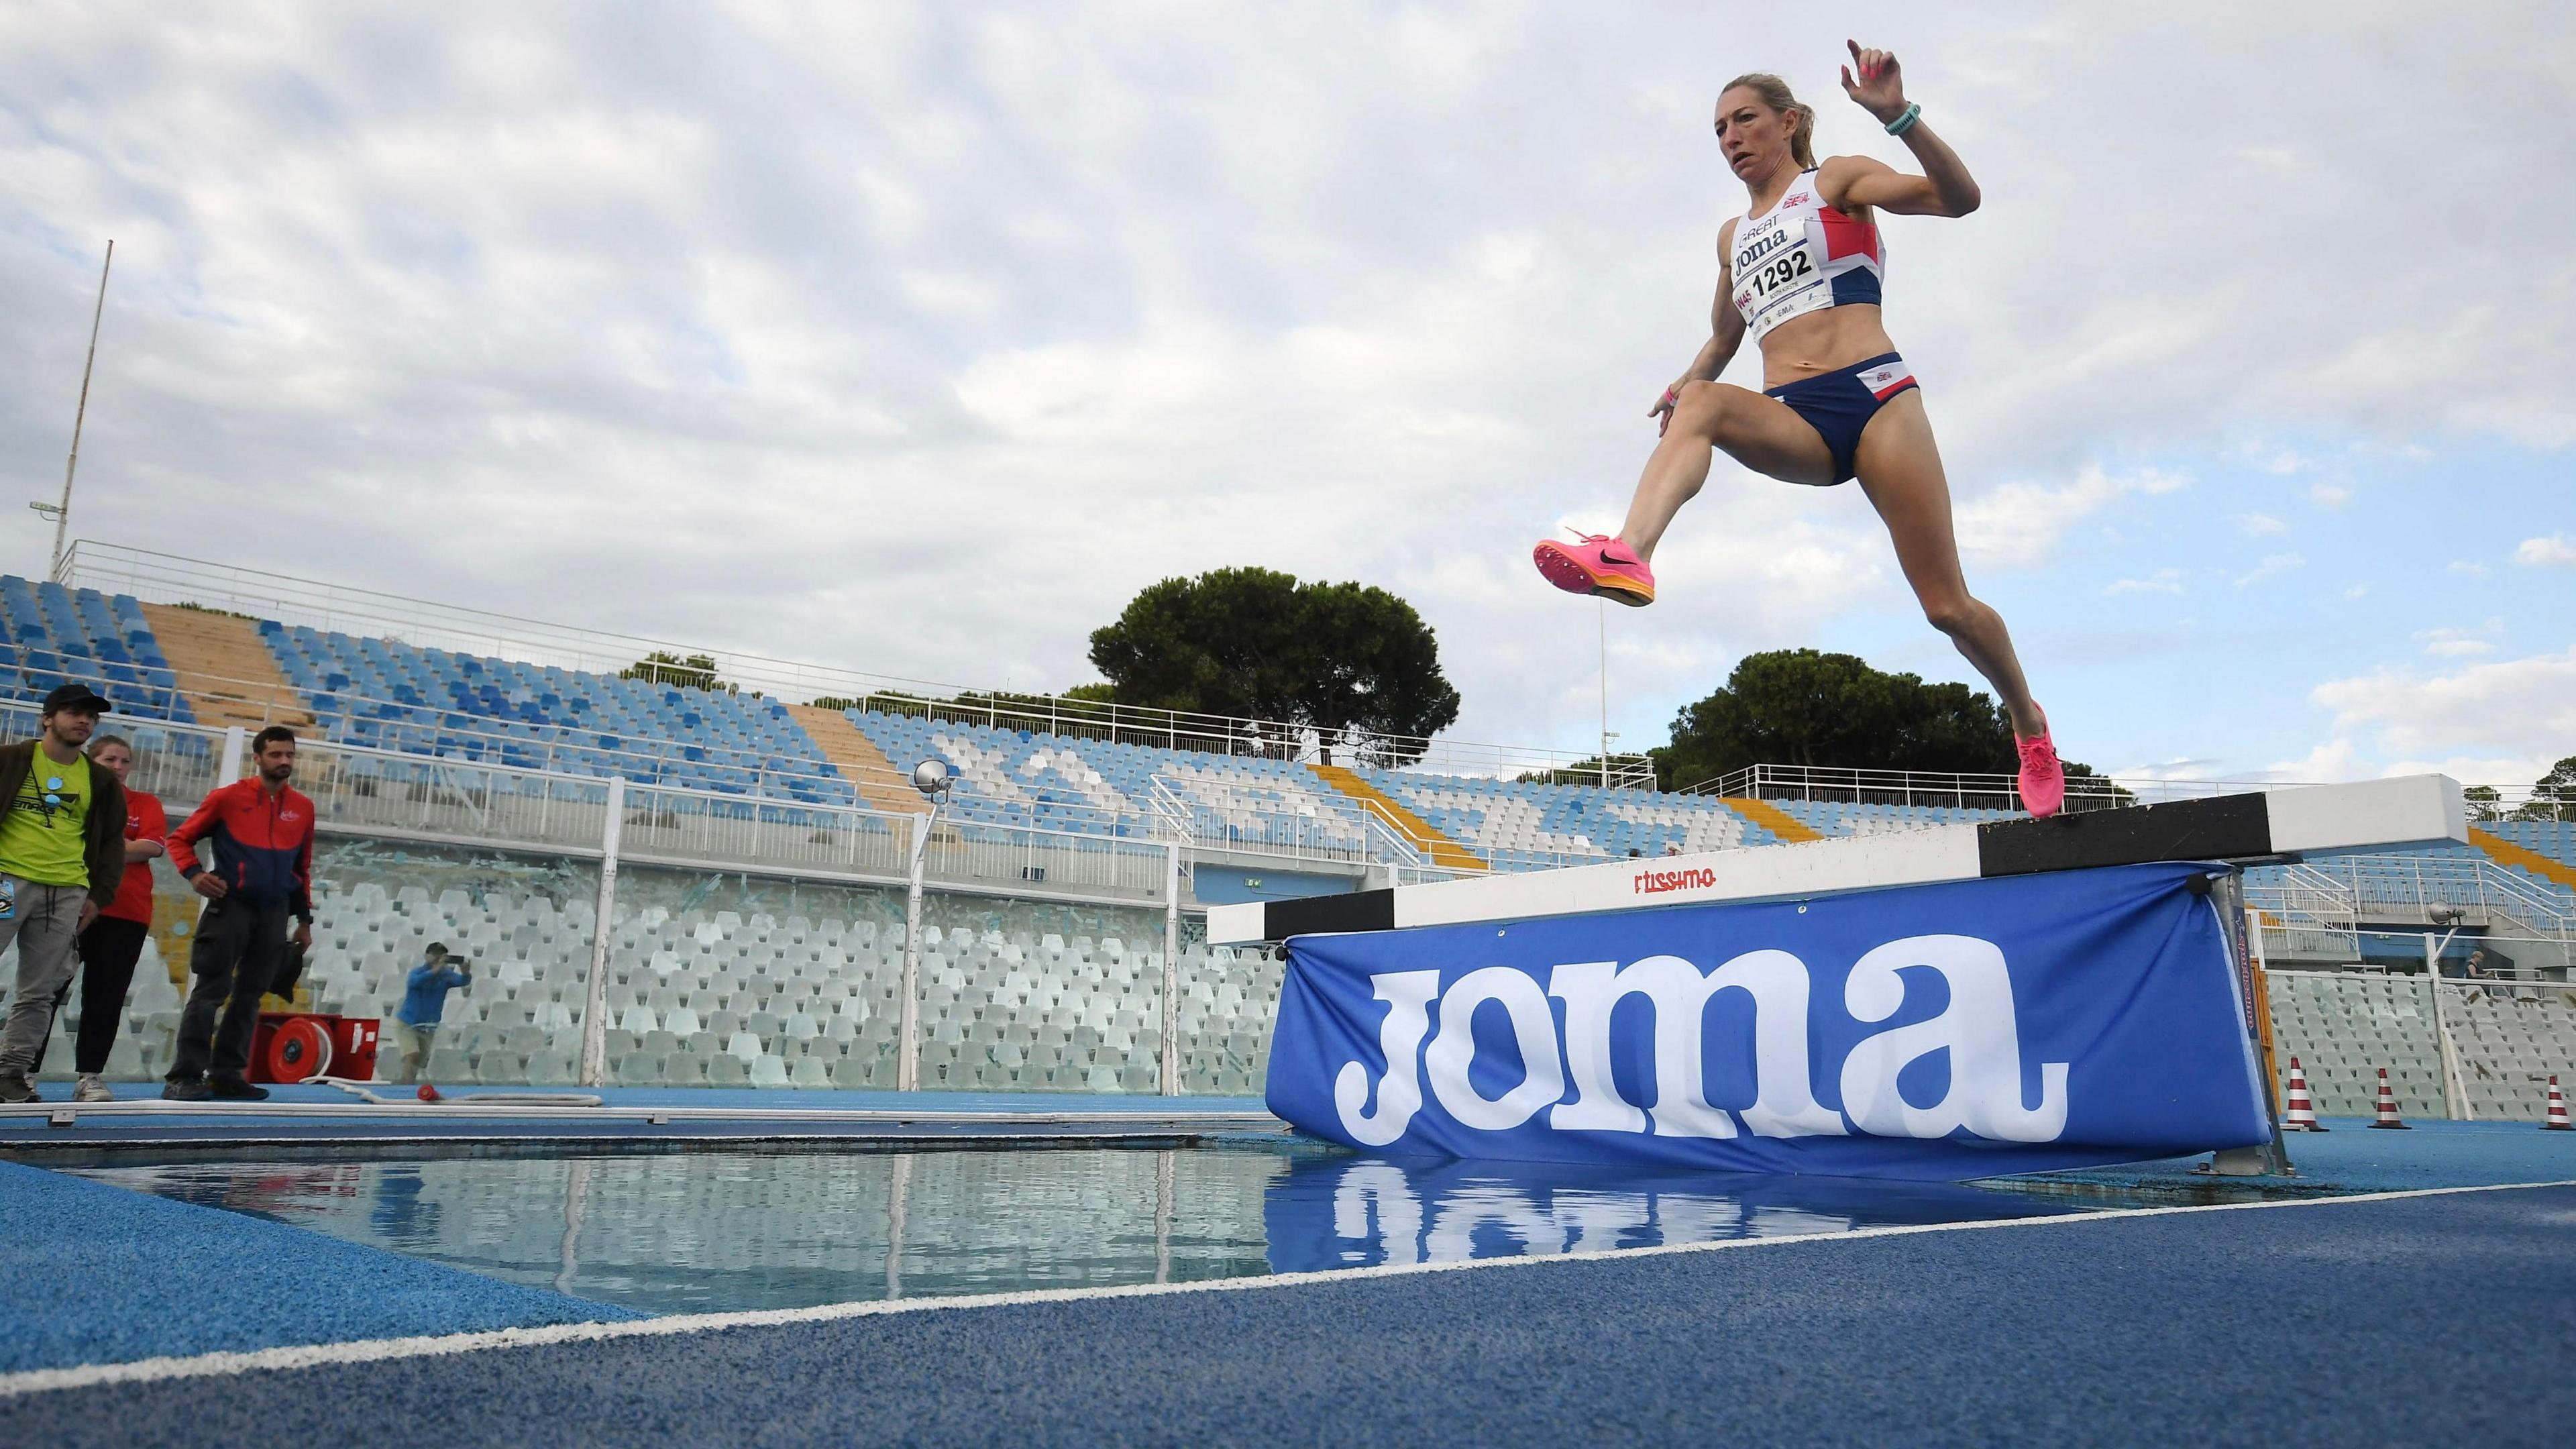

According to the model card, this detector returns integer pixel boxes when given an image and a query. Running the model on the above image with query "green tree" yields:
[1088,567,1462,765]
[2520,755,2576,821]
[1651,648,2111,790]
[621,651,730,693]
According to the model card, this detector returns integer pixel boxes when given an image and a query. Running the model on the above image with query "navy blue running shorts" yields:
[1764,352,1919,484]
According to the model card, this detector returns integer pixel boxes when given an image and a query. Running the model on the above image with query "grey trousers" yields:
[0,876,89,1077]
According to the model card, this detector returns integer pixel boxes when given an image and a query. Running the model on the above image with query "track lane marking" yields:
[6,1177,2570,1399]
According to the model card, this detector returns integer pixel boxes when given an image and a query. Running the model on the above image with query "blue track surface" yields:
[2036,1116,2576,1193]
[5,1184,2571,1446]
[5,1083,1270,1113]
[0,1083,1276,1150]
[0,1161,636,1375]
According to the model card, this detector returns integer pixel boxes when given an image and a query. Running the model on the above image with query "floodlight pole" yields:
[898,788,947,1092]
[39,241,113,582]
[1162,842,1181,1094]
[578,775,627,1087]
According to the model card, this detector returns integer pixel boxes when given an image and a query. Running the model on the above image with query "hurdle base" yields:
[2198,1142,2294,1177]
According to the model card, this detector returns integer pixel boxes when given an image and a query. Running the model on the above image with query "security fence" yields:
[0,706,1274,1096]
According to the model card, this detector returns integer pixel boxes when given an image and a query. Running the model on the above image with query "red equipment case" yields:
[250,1012,380,1084]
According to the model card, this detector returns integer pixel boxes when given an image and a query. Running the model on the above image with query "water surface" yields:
[73,1146,2090,1315]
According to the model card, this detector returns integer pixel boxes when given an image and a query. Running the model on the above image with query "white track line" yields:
[5,1177,2567,1399]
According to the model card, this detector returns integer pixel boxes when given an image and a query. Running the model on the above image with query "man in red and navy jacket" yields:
[162,726,317,1102]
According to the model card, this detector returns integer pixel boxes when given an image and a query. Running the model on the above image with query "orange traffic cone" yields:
[2367,1067,2410,1129]
[2282,1057,2326,1132]
[2546,1076,2571,1131]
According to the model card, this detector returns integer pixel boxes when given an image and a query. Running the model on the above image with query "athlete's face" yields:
[90,742,133,784]
[1714,89,1791,178]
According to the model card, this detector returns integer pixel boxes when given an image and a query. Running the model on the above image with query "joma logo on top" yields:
[1330,934,2069,1148]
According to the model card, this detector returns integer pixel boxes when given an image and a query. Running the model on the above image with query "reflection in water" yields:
[72,1147,2084,1317]
[1261,1157,2080,1275]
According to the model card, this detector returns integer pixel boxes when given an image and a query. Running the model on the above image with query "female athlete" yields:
[1532,42,2065,816]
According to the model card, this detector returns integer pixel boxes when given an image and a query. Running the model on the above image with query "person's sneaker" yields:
[1533,531,1656,607]
[2017,727,2067,819]
[0,1073,38,1104]
[207,1076,270,1102]
[72,1074,113,1104]
[162,1076,213,1102]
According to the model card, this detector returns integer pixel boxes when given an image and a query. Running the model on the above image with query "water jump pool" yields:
[66,1142,2110,1316]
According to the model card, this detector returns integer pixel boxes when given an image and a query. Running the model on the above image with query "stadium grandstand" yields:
[1,542,2571,1117]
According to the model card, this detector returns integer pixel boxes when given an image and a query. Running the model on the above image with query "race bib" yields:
[1731,217,1827,342]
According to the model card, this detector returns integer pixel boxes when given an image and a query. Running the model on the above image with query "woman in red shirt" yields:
[70,734,166,1100]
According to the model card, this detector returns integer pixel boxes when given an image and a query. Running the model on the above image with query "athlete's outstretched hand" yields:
[1650,376,1689,436]
[1840,40,1908,125]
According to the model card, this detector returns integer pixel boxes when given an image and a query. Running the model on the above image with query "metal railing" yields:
[1701,761,2576,820]
[0,637,873,802]
[1696,762,2151,812]
[59,540,1650,785]
[2302,853,2574,933]
[1146,772,1434,871]
[2245,863,2361,962]
[5,701,1179,905]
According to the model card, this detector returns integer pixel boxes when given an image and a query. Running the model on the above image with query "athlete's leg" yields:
[1847,392,2045,739]
[1618,382,1837,560]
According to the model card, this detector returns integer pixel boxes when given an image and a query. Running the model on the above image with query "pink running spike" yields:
[2015,730,2065,819]
[1533,533,1655,607]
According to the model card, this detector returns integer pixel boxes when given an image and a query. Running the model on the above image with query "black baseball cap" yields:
[41,682,112,715]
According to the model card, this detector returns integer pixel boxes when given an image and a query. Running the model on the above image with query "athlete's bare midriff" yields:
[1754,303,1899,389]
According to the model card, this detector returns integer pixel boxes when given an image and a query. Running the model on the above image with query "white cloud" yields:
[2310,646,2576,782]
[1953,465,2188,569]
[2229,511,2289,536]
[2234,552,2304,588]
[2518,534,2576,567]
[2344,584,2368,599]
[2267,737,2369,784]
[2449,561,2491,578]
[2104,568,2186,596]
[2414,618,2504,659]
[0,3,2572,758]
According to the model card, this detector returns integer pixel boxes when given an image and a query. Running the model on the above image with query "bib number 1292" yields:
[1749,248,1815,298]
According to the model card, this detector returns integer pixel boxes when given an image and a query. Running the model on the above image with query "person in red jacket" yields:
[34,735,168,1102]
[162,726,315,1102]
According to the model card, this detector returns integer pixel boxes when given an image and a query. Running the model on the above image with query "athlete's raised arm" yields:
[1652,219,1750,435]
[1821,40,1981,219]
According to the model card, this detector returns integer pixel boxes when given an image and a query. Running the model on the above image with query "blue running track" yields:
[5,1182,2571,1446]
[0,1161,635,1375]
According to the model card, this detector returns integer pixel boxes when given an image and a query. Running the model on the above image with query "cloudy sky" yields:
[2,1,2571,787]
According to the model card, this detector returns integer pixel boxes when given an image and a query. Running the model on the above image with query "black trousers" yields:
[168,897,290,1083]
[34,915,152,1077]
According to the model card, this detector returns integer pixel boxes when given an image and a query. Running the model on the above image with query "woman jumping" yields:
[1532,42,2066,816]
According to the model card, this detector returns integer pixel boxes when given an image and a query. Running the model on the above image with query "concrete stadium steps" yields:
[139,603,313,734]
[784,704,920,815]
[284,882,1283,1096]
[2470,826,2576,894]
[1716,795,1821,844]
[2265,970,2450,1118]
[2442,984,2576,1121]
[1306,762,1485,869]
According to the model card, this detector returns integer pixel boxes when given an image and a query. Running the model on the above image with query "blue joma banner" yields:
[1265,861,2271,1179]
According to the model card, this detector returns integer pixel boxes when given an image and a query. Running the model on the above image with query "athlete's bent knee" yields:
[1672,380,1734,435]
[1921,595,1980,636]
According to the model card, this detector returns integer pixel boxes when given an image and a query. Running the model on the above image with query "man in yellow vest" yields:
[0,684,131,1103]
